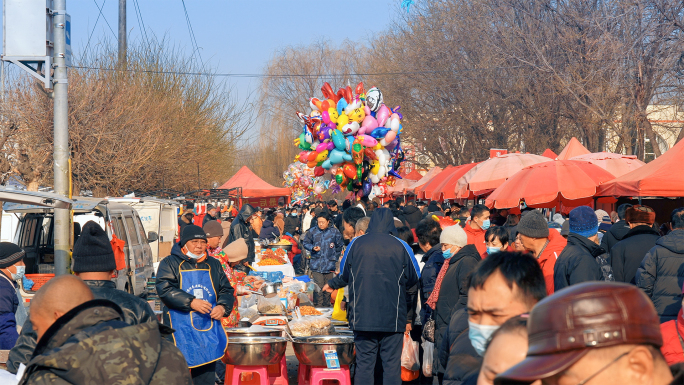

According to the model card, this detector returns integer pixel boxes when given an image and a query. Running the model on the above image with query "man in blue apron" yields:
[157,225,235,385]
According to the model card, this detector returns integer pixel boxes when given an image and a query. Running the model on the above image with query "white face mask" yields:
[186,251,205,260]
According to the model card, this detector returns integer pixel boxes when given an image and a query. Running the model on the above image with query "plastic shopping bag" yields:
[332,287,347,322]
[422,338,434,377]
[401,333,420,381]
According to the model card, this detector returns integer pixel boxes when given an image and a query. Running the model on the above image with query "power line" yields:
[132,0,151,49]
[68,64,525,78]
[83,0,105,55]
[180,0,204,69]
[93,0,118,41]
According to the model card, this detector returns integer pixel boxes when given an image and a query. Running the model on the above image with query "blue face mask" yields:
[11,266,25,281]
[481,219,491,230]
[442,249,453,259]
[468,320,500,356]
[486,246,500,255]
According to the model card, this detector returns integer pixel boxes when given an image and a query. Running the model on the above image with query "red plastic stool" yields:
[309,365,352,385]
[228,365,269,385]
[297,364,311,385]
[268,355,289,385]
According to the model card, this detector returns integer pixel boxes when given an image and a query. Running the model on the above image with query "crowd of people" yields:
[2,195,684,385]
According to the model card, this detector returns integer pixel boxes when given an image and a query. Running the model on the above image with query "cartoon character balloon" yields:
[288,82,404,200]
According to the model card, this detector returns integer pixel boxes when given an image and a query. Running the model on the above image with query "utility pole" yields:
[53,0,70,276]
[118,0,126,64]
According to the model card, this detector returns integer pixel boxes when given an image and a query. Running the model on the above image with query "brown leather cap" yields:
[495,281,662,385]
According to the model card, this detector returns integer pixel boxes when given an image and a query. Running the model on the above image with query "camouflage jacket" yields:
[18,299,192,385]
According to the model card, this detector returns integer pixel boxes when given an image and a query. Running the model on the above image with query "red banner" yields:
[241,196,288,209]
[490,148,508,158]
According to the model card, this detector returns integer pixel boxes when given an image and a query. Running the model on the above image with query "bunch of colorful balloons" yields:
[291,82,405,199]
[283,163,332,204]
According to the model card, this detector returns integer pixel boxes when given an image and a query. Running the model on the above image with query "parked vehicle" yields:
[107,197,180,263]
[5,194,157,300]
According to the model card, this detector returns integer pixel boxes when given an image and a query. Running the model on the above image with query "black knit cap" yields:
[0,242,25,268]
[180,224,207,247]
[72,221,117,272]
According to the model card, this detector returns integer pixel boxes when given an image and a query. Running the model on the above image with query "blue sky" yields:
[2,0,400,132]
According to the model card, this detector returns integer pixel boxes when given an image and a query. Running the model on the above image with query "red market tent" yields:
[219,166,290,207]
[596,139,684,197]
[542,148,558,159]
[401,170,424,180]
[556,137,591,160]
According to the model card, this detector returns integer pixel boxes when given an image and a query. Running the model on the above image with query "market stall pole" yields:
[485,160,615,209]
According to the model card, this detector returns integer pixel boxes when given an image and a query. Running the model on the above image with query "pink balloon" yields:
[364,105,371,116]
[316,142,329,152]
[359,116,378,135]
[376,105,390,127]
[321,110,331,124]
[358,135,378,147]
[384,130,397,144]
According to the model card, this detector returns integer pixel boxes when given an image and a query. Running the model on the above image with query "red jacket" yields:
[464,224,487,256]
[537,230,567,295]
[281,234,302,264]
[661,309,684,365]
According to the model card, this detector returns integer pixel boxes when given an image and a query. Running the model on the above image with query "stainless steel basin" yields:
[224,336,287,366]
[292,336,355,366]
[224,327,282,338]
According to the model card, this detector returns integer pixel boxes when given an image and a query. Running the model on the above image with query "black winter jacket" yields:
[610,225,660,284]
[600,220,631,254]
[554,234,606,292]
[419,244,444,324]
[156,243,235,326]
[327,208,420,332]
[636,229,684,322]
[403,205,423,229]
[433,245,481,375]
[228,204,256,262]
[442,308,482,384]
[284,215,299,235]
[7,280,156,374]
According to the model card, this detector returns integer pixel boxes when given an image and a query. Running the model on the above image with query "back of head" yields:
[416,218,442,247]
[72,221,116,273]
[617,203,633,221]
[397,226,415,245]
[31,275,94,330]
[468,252,546,307]
[388,200,399,210]
[486,315,529,351]
[672,207,684,230]
[396,197,404,206]
[355,217,370,234]
[568,206,599,238]
[342,207,366,229]
[625,205,655,226]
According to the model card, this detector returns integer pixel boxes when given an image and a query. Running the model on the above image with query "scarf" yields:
[426,260,451,310]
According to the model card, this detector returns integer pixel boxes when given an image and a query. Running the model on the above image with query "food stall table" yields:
[252,247,296,278]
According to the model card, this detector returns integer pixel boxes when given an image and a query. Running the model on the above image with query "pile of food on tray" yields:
[257,248,288,266]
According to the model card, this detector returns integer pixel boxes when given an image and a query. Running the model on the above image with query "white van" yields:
[107,197,180,263]
[6,195,157,299]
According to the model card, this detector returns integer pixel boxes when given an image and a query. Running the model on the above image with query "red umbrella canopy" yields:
[455,153,550,198]
[407,167,443,193]
[570,152,645,178]
[428,163,479,201]
[416,166,455,200]
[485,160,615,209]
